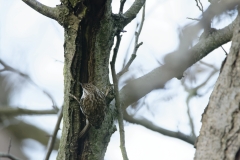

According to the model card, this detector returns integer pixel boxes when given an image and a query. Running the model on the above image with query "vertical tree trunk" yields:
[194,10,240,160]
[57,0,117,159]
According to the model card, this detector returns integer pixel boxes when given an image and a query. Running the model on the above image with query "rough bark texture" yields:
[194,11,240,160]
[57,0,117,159]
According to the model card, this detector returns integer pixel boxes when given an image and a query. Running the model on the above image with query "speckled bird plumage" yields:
[80,83,106,129]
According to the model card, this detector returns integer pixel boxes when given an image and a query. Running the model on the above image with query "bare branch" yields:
[5,120,60,150]
[123,0,145,26]
[186,98,197,139]
[110,33,129,160]
[119,0,127,13]
[220,46,228,55]
[0,107,57,116]
[195,0,203,12]
[22,0,59,20]
[0,153,21,160]
[118,4,145,78]
[123,111,196,145]
[119,13,237,110]
[187,17,201,21]
[0,59,58,110]
[44,106,63,160]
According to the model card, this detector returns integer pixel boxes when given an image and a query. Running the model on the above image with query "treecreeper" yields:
[78,83,106,137]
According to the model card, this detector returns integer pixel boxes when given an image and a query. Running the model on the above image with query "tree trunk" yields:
[57,0,117,159]
[194,9,240,160]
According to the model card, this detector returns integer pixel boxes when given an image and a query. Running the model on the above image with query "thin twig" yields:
[68,93,81,105]
[8,138,12,154]
[110,33,129,160]
[186,96,196,139]
[44,106,63,160]
[187,17,201,21]
[0,59,58,110]
[117,4,145,78]
[195,0,203,12]
[0,153,21,160]
[68,93,90,138]
[221,45,228,55]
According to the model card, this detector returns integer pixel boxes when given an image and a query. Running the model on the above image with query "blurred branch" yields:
[123,0,146,26]
[118,4,145,78]
[0,59,58,110]
[200,0,239,31]
[22,0,59,20]
[182,61,218,138]
[186,100,196,139]
[110,32,129,160]
[119,12,237,110]
[0,153,21,160]
[44,106,63,160]
[4,121,60,150]
[0,107,57,116]
[123,111,196,145]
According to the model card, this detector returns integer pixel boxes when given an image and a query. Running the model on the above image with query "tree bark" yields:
[56,0,117,159]
[194,9,240,160]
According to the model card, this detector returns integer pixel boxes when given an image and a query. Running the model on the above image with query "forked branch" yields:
[118,4,145,78]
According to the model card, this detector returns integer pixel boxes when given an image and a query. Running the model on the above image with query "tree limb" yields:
[119,13,237,110]
[123,0,145,26]
[123,111,196,145]
[22,0,59,20]
[0,107,57,116]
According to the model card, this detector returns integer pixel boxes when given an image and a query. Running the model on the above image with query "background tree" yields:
[0,0,239,160]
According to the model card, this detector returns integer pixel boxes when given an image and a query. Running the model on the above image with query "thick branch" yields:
[119,14,236,110]
[123,0,145,26]
[123,111,195,145]
[22,0,59,20]
[0,107,57,116]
